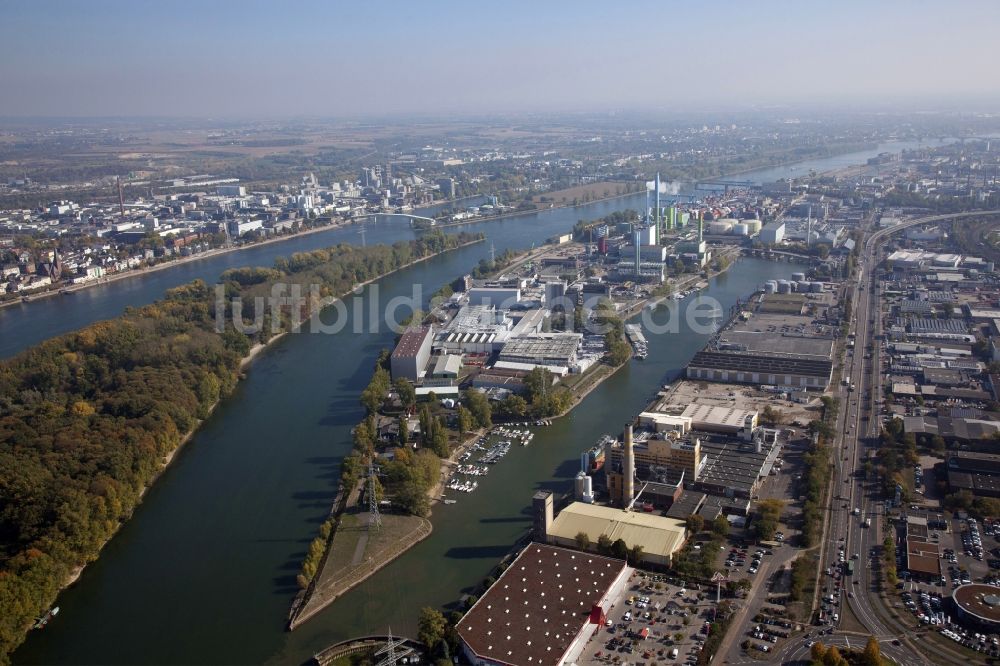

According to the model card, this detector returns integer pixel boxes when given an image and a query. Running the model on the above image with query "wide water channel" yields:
[12,139,941,664]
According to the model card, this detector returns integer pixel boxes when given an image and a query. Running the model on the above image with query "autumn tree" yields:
[861,635,881,666]
[418,607,448,650]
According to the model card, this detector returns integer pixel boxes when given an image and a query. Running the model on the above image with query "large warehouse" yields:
[542,501,687,567]
[686,350,833,389]
[456,543,631,666]
[389,325,434,381]
[497,333,582,369]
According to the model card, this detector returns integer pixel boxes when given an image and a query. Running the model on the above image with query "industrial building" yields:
[604,417,780,505]
[496,333,583,371]
[389,325,434,381]
[947,452,1000,498]
[686,350,833,389]
[685,302,835,390]
[759,221,785,245]
[468,286,522,309]
[679,403,758,437]
[538,497,688,568]
[456,542,631,666]
[692,435,780,499]
[605,424,704,498]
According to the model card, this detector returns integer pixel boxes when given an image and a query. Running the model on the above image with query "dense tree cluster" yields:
[752,499,785,541]
[799,397,835,547]
[809,636,884,666]
[571,210,640,240]
[519,368,573,418]
[789,556,812,602]
[0,230,480,659]
[874,417,916,504]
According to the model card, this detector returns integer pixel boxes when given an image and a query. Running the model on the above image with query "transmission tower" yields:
[368,458,382,530]
[375,628,411,666]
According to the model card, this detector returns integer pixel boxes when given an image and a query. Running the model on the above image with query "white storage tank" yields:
[745,220,762,235]
[797,281,811,292]
[732,223,749,236]
[792,272,806,282]
[777,279,791,294]
[708,220,734,235]
[810,281,824,293]
[764,280,778,294]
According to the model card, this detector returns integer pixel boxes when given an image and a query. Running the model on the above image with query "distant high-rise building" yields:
[436,177,456,198]
[360,165,384,189]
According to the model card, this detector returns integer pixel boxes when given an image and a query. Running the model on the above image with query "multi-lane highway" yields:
[774,211,1000,665]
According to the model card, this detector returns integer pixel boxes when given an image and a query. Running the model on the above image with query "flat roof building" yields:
[544,502,687,568]
[680,403,758,436]
[390,325,434,381]
[497,333,582,369]
[953,584,1000,631]
[456,542,631,666]
[687,350,833,389]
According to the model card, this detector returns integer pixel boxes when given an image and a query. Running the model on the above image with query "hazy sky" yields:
[2,0,999,118]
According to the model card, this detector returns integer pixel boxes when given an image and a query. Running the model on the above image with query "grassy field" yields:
[530,180,633,205]
[295,508,431,625]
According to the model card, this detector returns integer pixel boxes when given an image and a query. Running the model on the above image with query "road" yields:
[764,211,1000,665]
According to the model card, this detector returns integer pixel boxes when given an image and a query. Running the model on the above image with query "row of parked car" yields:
[940,627,1000,655]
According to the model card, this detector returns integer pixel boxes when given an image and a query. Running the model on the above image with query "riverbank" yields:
[0,217,370,310]
[418,188,641,231]
[8,236,482,658]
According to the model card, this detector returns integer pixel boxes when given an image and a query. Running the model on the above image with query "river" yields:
[10,140,936,664]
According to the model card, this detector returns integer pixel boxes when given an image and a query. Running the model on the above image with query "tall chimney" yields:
[623,424,635,507]
[654,172,661,232]
[117,176,125,218]
[807,204,812,247]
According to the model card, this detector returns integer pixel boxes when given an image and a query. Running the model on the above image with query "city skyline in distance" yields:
[2,0,1000,119]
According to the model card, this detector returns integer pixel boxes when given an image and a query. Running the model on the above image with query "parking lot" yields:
[576,571,718,665]
[890,514,1000,657]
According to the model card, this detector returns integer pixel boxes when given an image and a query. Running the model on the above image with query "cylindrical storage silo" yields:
[581,476,594,503]
[709,220,734,235]
[798,281,811,292]
[777,279,791,294]
[792,272,806,282]
[733,223,749,236]
[574,472,588,500]
[746,220,762,235]
[810,281,824,293]
[764,280,778,294]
